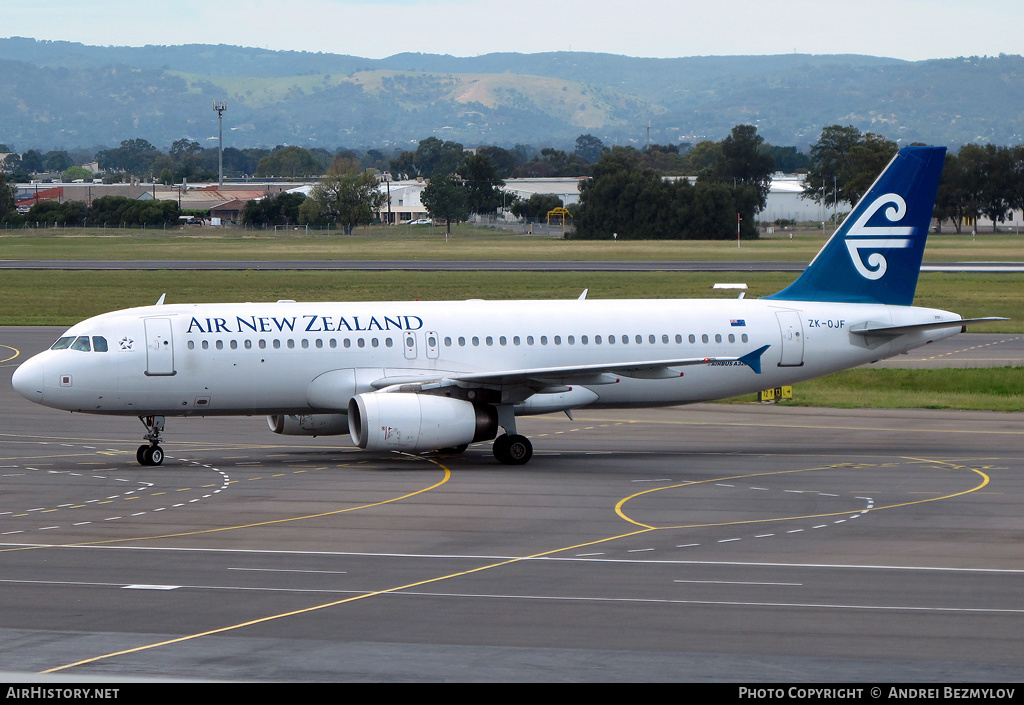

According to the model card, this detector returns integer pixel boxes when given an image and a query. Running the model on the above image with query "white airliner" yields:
[11,146,1004,466]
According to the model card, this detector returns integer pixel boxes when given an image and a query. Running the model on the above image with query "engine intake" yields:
[348,393,497,452]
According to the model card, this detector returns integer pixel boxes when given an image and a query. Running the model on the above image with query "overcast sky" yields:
[6,0,1022,62]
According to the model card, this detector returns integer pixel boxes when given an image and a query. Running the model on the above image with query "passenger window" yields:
[71,336,91,352]
[581,335,589,344]
[701,334,709,344]
[728,334,735,343]
[485,336,493,346]
[187,341,195,350]
[301,339,310,349]
[259,340,267,349]
[595,335,602,344]
[567,335,574,345]
[444,337,452,346]
[622,335,629,344]
[316,339,323,349]
[458,337,466,346]
[202,340,209,350]
[50,336,75,350]
[385,338,394,348]
[230,340,238,350]
[499,336,507,346]
[245,340,253,349]
[742,334,749,343]
[527,336,534,345]
[689,334,696,344]
[715,334,722,343]
[371,338,379,348]
[357,339,365,348]
[540,336,548,345]
[472,336,480,346]
[513,336,521,346]
[554,336,561,345]
[287,339,295,349]
[216,340,224,350]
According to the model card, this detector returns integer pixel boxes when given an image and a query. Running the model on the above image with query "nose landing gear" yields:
[137,415,165,466]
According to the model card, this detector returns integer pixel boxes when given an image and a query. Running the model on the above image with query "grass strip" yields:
[1,227,1022,262]
[727,367,1024,412]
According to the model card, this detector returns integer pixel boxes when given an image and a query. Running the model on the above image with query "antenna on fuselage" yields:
[155,293,166,306]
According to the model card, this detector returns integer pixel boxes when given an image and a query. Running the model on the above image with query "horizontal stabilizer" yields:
[850,317,1008,337]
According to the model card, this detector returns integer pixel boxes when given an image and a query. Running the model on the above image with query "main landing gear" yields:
[137,415,165,466]
[490,405,532,465]
[492,434,533,465]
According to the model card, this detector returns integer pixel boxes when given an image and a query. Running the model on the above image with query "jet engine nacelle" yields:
[348,393,498,452]
[267,413,349,436]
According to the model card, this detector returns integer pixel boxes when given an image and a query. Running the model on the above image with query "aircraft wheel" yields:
[138,445,164,466]
[494,434,532,465]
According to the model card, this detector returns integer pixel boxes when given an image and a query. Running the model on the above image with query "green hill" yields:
[1,38,1022,150]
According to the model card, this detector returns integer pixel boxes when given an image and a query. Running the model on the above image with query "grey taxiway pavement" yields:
[1,327,1022,681]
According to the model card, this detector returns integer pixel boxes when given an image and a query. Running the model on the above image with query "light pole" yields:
[213,101,227,188]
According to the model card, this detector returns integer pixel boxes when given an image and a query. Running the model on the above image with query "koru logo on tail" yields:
[844,194,914,280]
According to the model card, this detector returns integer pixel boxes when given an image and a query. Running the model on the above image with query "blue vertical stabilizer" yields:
[766,146,946,306]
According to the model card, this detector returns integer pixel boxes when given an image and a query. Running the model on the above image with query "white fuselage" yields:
[13,297,963,417]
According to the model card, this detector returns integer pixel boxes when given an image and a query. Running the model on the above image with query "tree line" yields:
[5,126,1024,236]
[0,190,180,227]
[801,125,1024,232]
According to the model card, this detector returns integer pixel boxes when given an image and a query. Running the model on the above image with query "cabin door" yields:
[144,318,176,376]
[775,311,805,367]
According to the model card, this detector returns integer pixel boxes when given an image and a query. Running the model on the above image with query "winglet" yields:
[738,345,770,375]
[737,346,770,375]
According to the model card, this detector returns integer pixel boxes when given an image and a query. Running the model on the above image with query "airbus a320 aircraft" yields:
[11,146,1004,466]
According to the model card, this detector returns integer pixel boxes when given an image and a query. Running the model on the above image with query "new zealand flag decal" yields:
[730,319,746,327]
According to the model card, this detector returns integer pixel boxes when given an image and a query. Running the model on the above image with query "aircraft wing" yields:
[371,345,770,390]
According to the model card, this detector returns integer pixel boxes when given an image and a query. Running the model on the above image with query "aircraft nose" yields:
[12,355,44,404]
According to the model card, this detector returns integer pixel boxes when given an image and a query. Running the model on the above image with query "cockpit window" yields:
[50,336,75,350]
[92,336,108,352]
[70,336,92,352]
